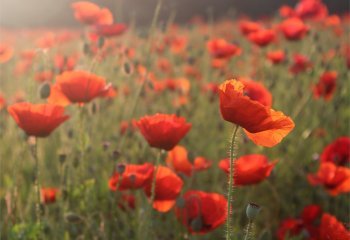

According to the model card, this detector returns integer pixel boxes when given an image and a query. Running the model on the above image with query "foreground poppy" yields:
[240,78,273,107]
[207,39,241,59]
[8,103,69,137]
[41,188,59,204]
[175,190,227,234]
[313,71,338,100]
[143,166,183,212]
[136,114,191,151]
[166,145,193,176]
[308,162,350,196]
[219,80,294,147]
[48,70,110,105]
[280,17,309,41]
[92,23,127,38]
[319,213,350,240]
[219,154,277,185]
[109,163,154,191]
[71,1,113,26]
[320,137,350,166]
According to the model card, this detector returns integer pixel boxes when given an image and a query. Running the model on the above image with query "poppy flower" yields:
[319,213,350,240]
[71,1,113,26]
[320,137,350,166]
[219,80,294,147]
[280,18,309,41]
[0,93,6,111]
[92,23,127,38]
[0,43,14,64]
[239,20,261,36]
[109,163,154,191]
[48,70,110,105]
[207,39,241,59]
[219,154,278,185]
[7,103,69,137]
[135,114,191,151]
[239,78,273,107]
[194,157,212,171]
[166,145,193,177]
[267,50,286,64]
[295,0,328,21]
[175,190,227,234]
[313,71,337,100]
[308,162,350,196]
[41,188,59,204]
[279,5,296,18]
[248,29,276,47]
[143,166,183,212]
[289,53,312,74]
[277,204,322,240]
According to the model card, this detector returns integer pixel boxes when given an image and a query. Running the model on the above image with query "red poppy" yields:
[219,154,277,185]
[7,103,69,137]
[194,157,212,171]
[207,39,241,59]
[219,80,294,147]
[135,114,191,151]
[239,20,261,36]
[71,1,113,26]
[279,5,295,18]
[48,70,110,105]
[0,43,14,64]
[92,24,127,38]
[109,163,154,191]
[267,50,286,64]
[289,53,312,74]
[319,213,350,240]
[313,71,337,100]
[295,0,328,21]
[308,162,350,196]
[166,145,193,176]
[0,93,6,111]
[239,78,273,107]
[143,166,183,212]
[320,137,350,166]
[41,188,59,204]
[248,29,276,47]
[277,204,322,240]
[175,190,227,234]
[280,17,309,41]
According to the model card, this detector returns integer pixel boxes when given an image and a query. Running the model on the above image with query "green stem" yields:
[226,125,239,240]
[30,137,41,225]
[150,150,162,205]
[244,220,252,240]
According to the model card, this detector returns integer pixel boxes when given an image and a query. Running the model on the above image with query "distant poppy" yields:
[239,78,273,107]
[34,70,53,83]
[219,80,294,147]
[279,5,295,18]
[175,190,227,234]
[48,70,110,105]
[207,39,241,59]
[267,50,286,64]
[136,114,191,151]
[319,213,350,240]
[143,166,183,212]
[280,18,309,41]
[219,154,278,185]
[313,71,337,100]
[239,20,261,36]
[109,163,154,191]
[295,0,328,21]
[308,162,350,196]
[7,103,69,137]
[194,157,212,171]
[248,29,276,47]
[41,188,59,204]
[320,137,350,166]
[166,145,193,176]
[0,43,13,64]
[71,1,113,26]
[289,53,312,74]
[0,93,6,111]
[92,23,127,38]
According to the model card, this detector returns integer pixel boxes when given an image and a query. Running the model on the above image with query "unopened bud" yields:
[39,82,51,99]
[246,202,261,220]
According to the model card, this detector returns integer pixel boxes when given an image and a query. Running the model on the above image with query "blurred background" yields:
[0,0,348,28]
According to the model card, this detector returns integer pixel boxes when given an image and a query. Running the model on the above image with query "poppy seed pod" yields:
[39,82,51,99]
[246,203,261,220]
[123,62,131,74]
[116,164,126,174]
[190,217,203,232]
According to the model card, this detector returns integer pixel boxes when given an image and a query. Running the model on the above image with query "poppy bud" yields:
[116,164,126,174]
[246,203,261,220]
[39,82,51,99]
[64,212,83,223]
[98,37,105,49]
[123,62,131,75]
[190,217,203,232]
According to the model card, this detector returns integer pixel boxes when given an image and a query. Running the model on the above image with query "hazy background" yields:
[0,0,348,28]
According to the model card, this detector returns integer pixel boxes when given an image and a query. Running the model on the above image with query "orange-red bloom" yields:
[175,190,227,234]
[219,80,294,147]
[239,20,261,36]
[248,29,276,47]
[41,188,59,204]
[143,166,183,212]
[207,39,241,59]
[7,103,69,137]
[92,24,127,37]
[109,163,154,191]
[0,43,14,64]
[280,17,309,41]
[295,0,328,21]
[166,145,193,176]
[240,78,273,107]
[319,213,350,240]
[289,53,312,74]
[267,50,286,64]
[71,1,113,25]
[308,162,350,196]
[313,71,337,100]
[136,114,191,151]
[320,137,350,166]
[219,154,277,185]
[48,70,110,106]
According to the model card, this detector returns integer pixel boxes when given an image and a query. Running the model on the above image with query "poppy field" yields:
[0,0,349,239]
